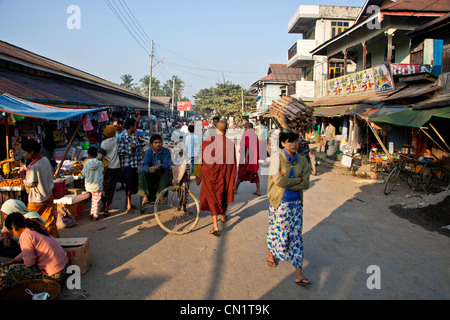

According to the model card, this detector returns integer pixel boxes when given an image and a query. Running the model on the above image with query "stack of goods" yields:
[62,161,84,177]
[269,96,315,134]
[0,178,24,188]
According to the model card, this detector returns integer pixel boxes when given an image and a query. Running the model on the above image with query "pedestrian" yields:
[139,134,171,206]
[81,147,104,221]
[113,119,126,191]
[266,130,312,286]
[255,119,268,143]
[205,116,220,138]
[0,212,68,287]
[234,122,261,196]
[198,120,237,236]
[117,118,142,214]
[21,138,59,238]
[184,124,200,174]
[98,125,120,215]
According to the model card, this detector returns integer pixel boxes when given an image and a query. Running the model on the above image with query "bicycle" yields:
[421,165,450,193]
[383,155,434,195]
[139,160,200,234]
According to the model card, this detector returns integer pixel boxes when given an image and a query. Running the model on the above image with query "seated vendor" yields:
[1,148,23,177]
[0,199,47,259]
[0,212,68,287]
[138,134,171,205]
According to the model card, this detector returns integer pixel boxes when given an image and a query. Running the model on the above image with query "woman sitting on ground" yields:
[0,199,47,259]
[0,212,68,287]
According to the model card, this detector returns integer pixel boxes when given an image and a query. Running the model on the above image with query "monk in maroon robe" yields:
[198,120,236,236]
[234,122,260,195]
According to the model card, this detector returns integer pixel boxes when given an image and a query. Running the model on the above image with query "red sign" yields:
[177,101,191,111]
[390,63,432,76]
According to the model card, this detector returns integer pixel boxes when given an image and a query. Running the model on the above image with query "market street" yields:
[56,147,450,300]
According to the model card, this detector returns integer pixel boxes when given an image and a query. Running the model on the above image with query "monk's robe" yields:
[198,134,237,216]
[237,129,260,184]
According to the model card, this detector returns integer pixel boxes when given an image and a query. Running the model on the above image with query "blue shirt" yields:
[281,150,301,203]
[142,147,171,173]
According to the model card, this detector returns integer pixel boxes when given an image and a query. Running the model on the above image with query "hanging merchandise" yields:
[96,110,109,122]
[83,116,94,131]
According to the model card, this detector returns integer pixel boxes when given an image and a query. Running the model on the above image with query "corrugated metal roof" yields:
[258,64,302,83]
[0,41,169,111]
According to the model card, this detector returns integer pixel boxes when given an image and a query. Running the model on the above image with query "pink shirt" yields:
[16,229,68,276]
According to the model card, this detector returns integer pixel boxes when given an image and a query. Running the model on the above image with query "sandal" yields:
[295,278,313,286]
[266,260,276,268]
[221,215,228,222]
[126,208,134,214]
[209,229,220,237]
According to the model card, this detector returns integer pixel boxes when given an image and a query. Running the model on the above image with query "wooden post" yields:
[344,51,348,75]
[365,118,393,163]
[429,123,450,152]
[54,115,85,177]
[363,42,367,69]
[387,34,393,64]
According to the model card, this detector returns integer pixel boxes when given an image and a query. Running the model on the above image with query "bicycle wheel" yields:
[422,167,450,193]
[154,185,200,234]
[384,167,401,195]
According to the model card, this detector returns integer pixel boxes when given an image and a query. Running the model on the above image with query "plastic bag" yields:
[56,207,78,229]
[25,289,50,300]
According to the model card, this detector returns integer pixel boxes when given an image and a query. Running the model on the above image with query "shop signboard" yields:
[390,63,433,76]
[325,64,395,96]
[177,101,191,111]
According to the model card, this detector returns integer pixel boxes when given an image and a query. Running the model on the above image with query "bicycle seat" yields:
[418,156,434,163]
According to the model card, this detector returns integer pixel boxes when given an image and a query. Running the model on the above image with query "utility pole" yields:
[241,83,244,112]
[171,75,175,118]
[148,40,154,133]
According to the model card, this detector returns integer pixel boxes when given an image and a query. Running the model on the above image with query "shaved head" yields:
[216,120,227,134]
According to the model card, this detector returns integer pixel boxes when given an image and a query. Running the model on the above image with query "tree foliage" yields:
[193,82,255,119]
[119,74,186,103]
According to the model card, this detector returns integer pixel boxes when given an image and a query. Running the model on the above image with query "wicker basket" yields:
[0,279,60,300]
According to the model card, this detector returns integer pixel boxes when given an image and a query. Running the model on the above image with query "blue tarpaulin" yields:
[0,93,103,120]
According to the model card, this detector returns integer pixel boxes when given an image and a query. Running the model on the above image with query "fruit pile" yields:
[0,179,24,187]
[64,161,84,176]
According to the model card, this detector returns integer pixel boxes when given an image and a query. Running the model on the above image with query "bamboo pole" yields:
[419,127,448,153]
[54,115,85,177]
[365,118,394,163]
[429,123,450,152]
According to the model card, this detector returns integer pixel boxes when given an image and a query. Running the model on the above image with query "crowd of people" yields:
[0,115,313,289]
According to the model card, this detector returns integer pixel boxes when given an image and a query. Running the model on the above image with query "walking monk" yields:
[198,120,237,236]
[234,122,260,196]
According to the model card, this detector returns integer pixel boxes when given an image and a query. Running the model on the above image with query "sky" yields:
[0,0,367,101]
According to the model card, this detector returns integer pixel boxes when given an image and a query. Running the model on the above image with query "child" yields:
[81,147,104,221]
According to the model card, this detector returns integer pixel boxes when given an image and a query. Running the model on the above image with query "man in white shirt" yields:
[184,125,200,173]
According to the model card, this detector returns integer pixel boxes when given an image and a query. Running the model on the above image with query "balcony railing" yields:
[287,39,316,68]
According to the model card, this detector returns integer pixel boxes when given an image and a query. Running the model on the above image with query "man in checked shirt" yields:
[117,118,142,214]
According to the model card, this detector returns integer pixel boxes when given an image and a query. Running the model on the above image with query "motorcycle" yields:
[297,139,317,176]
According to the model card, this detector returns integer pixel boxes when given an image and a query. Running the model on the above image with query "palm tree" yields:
[139,75,161,96]
[120,74,136,89]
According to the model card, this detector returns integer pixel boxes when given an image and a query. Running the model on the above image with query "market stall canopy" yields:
[0,93,103,120]
[314,104,355,117]
[370,106,450,128]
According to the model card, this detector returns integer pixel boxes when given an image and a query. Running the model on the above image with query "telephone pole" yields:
[171,75,175,118]
[148,40,154,133]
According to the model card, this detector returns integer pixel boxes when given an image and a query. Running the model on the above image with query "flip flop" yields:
[252,192,261,196]
[209,229,220,237]
[295,278,313,286]
[221,215,228,222]
[266,260,276,268]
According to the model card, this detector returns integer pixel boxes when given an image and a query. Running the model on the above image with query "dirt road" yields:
[57,155,450,300]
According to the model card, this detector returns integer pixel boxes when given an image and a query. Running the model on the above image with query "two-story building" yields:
[251,64,302,115]
[307,0,449,161]
[287,5,361,102]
